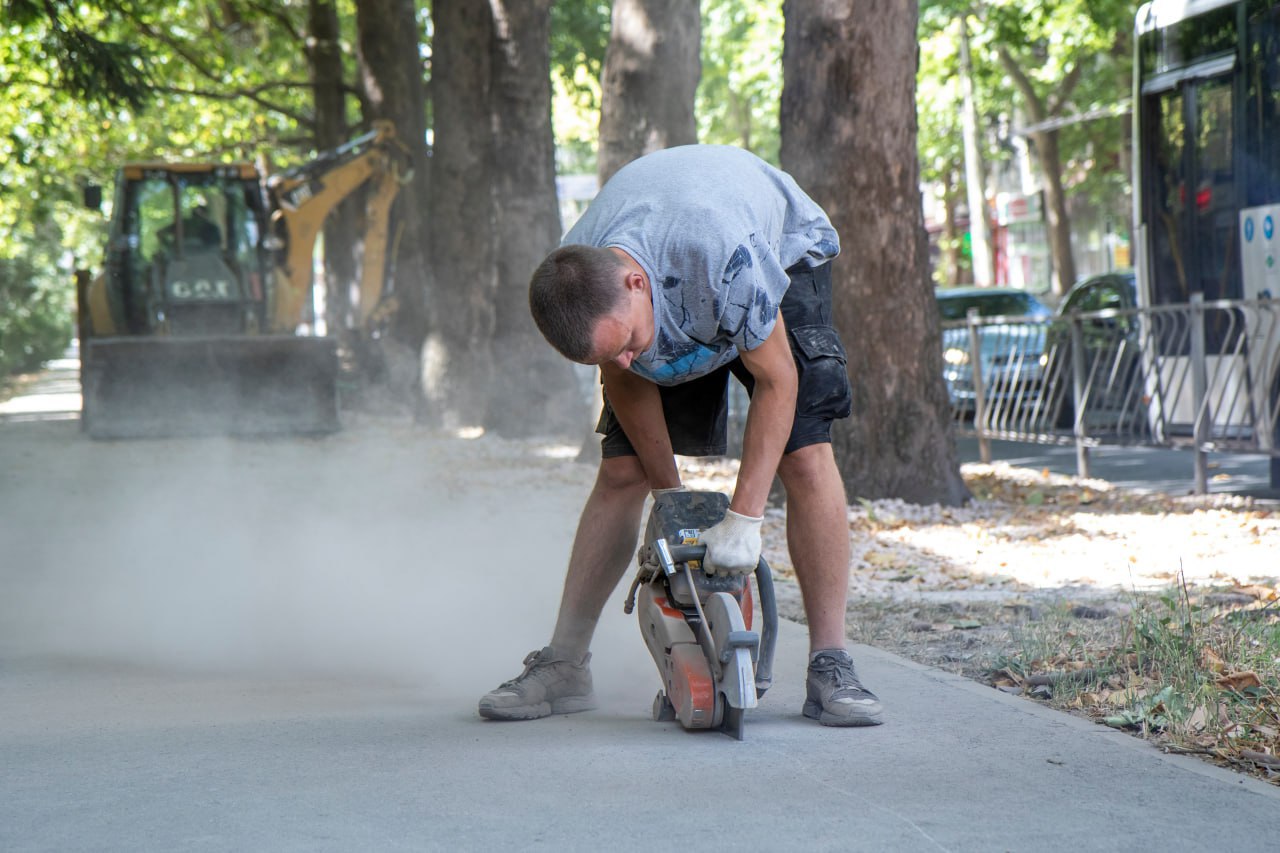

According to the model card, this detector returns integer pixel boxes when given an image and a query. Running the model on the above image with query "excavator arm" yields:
[265,120,410,333]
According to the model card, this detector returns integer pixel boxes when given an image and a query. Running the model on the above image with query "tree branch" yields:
[237,0,304,44]
[134,19,311,126]
[1047,62,1084,116]
[995,44,1046,123]
[99,0,311,126]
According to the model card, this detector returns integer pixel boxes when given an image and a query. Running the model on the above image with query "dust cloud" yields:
[0,418,657,705]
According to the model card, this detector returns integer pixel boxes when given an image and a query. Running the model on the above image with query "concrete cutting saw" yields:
[624,490,777,741]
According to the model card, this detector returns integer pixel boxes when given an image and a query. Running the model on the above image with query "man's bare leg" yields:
[478,455,649,720]
[777,443,850,651]
[778,442,882,725]
[548,454,651,660]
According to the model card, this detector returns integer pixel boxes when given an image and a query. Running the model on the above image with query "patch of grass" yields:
[989,572,1280,783]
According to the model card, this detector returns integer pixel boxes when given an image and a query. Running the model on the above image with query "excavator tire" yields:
[81,335,339,439]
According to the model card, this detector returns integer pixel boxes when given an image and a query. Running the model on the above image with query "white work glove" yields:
[698,509,763,576]
[650,485,686,498]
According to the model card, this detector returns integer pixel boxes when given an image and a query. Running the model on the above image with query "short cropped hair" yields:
[528,244,627,362]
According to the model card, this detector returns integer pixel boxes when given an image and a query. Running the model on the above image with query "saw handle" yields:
[665,544,706,565]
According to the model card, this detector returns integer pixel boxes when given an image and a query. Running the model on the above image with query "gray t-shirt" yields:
[564,145,839,386]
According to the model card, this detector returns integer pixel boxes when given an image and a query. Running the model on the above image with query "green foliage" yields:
[551,0,610,175]
[0,0,353,353]
[551,0,610,99]
[0,253,71,376]
[698,0,781,164]
[549,0,786,174]
[916,0,1134,281]
[2,0,153,110]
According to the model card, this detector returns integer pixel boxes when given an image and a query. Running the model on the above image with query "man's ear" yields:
[623,269,648,294]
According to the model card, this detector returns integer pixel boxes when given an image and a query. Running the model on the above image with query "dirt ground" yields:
[679,454,1280,686]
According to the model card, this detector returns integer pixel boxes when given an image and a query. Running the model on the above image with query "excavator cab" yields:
[110,170,267,337]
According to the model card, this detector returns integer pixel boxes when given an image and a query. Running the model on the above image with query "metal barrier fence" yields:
[943,294,1280,493]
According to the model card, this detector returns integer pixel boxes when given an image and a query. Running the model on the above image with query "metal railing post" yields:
[1190,293,1209,495]
[967,308,991,464]
[1068,313,1091,479]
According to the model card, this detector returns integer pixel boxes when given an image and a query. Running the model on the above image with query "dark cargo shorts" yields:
[599,261,853,459]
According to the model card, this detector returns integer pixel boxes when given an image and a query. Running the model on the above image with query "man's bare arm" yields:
[600,363,681,489]
[732,311,798,517]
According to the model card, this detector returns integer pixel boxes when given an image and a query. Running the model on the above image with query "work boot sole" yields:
[478,695,597,721]
[802,698,883,727]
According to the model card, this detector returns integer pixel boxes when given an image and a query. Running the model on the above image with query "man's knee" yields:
[595,454,652,494]
[778,442,841,493]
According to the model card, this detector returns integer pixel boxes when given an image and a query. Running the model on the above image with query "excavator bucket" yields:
[81,335,339,439]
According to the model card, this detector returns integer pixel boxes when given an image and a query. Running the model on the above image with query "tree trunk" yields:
[1031,128,1076,296]
[423,0,497,428]
[997,48,1080,297]
[597,0,701,185]
[485,0,586,439]
[957,15,993,287]
[781,0,968,506]
[943,175,966,286]
[355,0,432,404]
[308,0,357,340]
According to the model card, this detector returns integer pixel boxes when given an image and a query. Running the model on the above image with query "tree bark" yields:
[485,0,586,439]
[423,0,497,428]
[308,0,357,338]
[356,0,431,360]
[943,174,968,286]
[1030,128,1076,296]
[597,0,701,185]
[781,0,968,506]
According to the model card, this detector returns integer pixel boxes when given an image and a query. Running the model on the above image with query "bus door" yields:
[1142,61,1250,436]
[1240,2,1280,457]
[1145,68,1241,308]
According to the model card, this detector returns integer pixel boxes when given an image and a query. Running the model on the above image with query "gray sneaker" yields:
[803,649,883,727]
[477,647,597,721]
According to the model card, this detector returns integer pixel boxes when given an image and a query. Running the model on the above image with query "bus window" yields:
[1247,5,1280,205]
[1142,5,1236,77]
[1192,77,1238,303]
[1147,88,1188,305]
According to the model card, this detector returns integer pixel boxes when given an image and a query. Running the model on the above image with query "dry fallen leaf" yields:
[864,551,900,569]
[1201,647,1227,673]
[1215,671,1264,692]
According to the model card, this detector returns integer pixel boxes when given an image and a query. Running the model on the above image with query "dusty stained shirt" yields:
[563,145,839,386]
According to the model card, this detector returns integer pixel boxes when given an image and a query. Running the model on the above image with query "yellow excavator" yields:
[77,121,409,438]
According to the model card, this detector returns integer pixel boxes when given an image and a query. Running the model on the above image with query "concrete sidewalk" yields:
[4,612,1278,852]
[2,369,1277,851]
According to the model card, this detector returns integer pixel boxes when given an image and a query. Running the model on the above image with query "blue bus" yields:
[1134,0,1280,476]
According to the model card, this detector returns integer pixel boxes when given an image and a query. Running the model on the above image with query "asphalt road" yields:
[957,435,1280,500]
[3,366,1280,851]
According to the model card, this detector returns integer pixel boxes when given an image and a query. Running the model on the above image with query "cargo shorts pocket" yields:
[790,325,853,420]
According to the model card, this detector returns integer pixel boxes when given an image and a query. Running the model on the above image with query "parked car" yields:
[1044,270,1145,432]
[1059,270,1137,315]
[936,286,1052,414]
